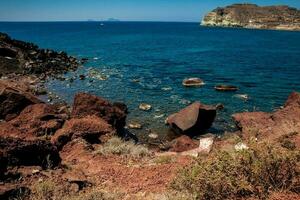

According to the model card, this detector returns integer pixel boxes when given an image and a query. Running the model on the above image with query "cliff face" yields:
[201,4,300,31]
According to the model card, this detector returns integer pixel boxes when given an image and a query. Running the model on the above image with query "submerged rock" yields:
[182,78,205,87]
[215,85,238,91]
[139,103,152,111]
[167,102,216,136]
[234,94,249,100]
[128,122,142,129]
[148,133,158,139]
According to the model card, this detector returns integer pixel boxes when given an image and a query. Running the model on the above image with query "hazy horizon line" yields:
[0,20,200,23]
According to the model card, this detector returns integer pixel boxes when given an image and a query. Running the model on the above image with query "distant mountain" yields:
[201,3,300,31]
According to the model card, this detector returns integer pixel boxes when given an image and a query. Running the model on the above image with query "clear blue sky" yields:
[0,0,299,22]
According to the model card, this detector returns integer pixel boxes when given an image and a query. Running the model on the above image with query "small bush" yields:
[171,143,300,200]
[31,180,56,200]
[96,137,150,158]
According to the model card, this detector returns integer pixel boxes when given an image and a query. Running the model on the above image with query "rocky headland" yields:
[0,33,299,199]
[202,3,300,31]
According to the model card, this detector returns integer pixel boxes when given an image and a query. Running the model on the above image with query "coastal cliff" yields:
[201,3,300,31]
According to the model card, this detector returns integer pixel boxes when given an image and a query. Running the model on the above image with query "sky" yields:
[0,0,300,22]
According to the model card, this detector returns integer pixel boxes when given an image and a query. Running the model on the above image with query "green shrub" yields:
[171,143,300,200]
[96,137,150,158]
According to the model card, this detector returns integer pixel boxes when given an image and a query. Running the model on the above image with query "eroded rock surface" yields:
[72,93,127,131]
[0,32,79,76]
[0,80,42,120]
[202,4,300,31]
[233,92,300,148]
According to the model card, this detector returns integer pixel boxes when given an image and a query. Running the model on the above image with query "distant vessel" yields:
[100,23,104,26]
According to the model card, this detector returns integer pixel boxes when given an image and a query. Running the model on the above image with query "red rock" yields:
[169,135,198,152]
[9,103,67,137]
[0,122,23,139]
[284,92,300,107]
[71,93,127,130]
[232,92,300,147]
[0,81,42,120]
[0,137,61,169]
[52,115,113,149]
[167,102,216,136]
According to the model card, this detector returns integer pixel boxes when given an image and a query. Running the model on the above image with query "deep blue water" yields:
[1,22,300,140]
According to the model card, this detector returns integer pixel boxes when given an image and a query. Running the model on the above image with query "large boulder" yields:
[233,92,300,147]
[71,93,127,130]
[9,103,68,137]
[0,137,61,169]
[52,115,113,149]
[166,102,216,136]
[0,81,42,120]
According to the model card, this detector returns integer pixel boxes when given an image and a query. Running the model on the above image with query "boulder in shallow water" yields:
[167,102,216,136]
[182,78,205,87]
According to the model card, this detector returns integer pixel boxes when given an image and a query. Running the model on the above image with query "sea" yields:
[1,22,300,141]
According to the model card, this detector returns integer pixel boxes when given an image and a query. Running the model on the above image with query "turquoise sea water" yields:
[1,22,300,140]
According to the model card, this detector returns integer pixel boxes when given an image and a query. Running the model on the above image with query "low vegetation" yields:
[153,155,175,164]
[31,180,56,200]
[171,142,300,200]
[96,137,150,158]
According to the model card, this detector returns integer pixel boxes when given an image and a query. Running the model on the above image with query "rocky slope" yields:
[201,3,300,31]
[0,32,79,77]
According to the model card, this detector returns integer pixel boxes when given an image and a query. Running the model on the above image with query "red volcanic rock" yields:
[52,115,113,149]
[169,135,198,152]
[0,122,23,139]
[167,102,216,136]
[285,92,300,107]
[0,81,42,120]
[0,137,61,169]
[71,93,127,130]
[233,92,300,147]
[9,103,68,137]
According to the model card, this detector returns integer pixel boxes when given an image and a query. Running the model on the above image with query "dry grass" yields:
[171,142,300,200]
[96,137,150,158]
[31,180,56,200]
[153,155,175,165]
[64,189,123,200]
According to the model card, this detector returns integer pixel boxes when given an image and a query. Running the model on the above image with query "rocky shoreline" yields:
[1,33,299,199]
[202,4,300,31]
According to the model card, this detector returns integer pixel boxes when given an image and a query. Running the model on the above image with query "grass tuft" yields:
[96,137,150,158]
[31,180,56,200]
